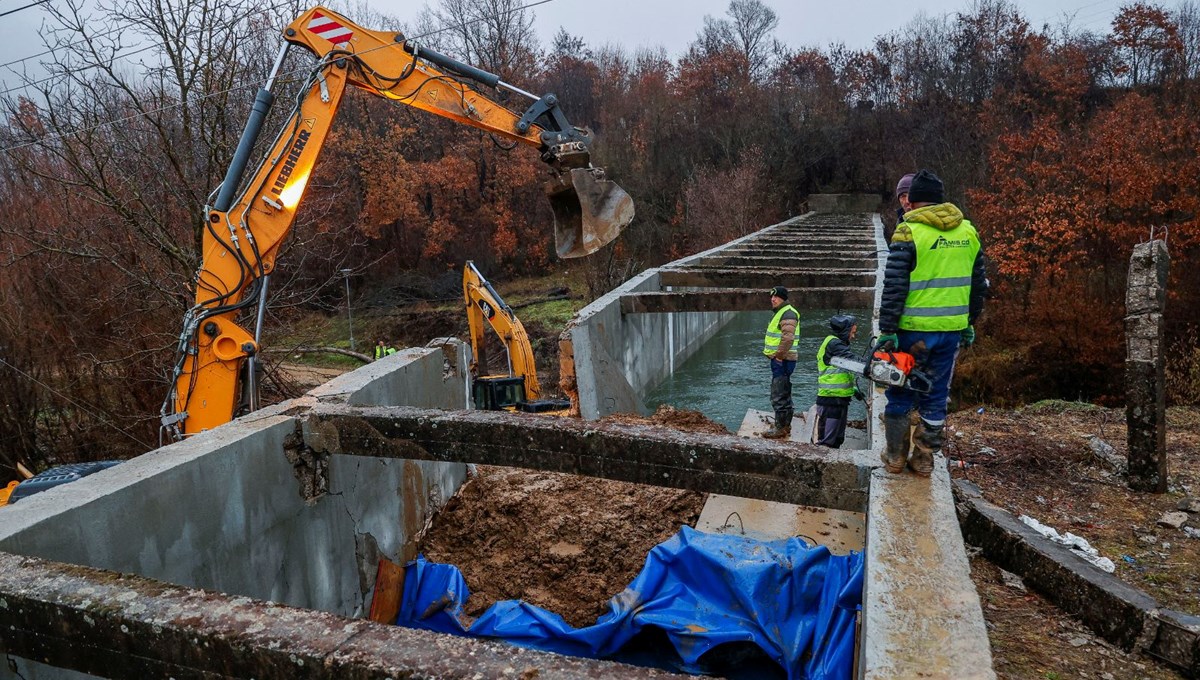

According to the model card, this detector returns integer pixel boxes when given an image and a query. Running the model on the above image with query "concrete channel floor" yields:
[696,408,867,552]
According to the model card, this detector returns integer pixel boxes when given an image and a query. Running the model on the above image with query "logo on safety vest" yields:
[307,11,354,46]
[930,235,972,250]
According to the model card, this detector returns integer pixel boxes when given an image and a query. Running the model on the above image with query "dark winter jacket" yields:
[816,321,859,406]
[880,203,990,334]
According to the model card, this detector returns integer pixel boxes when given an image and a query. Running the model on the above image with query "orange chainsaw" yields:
[829,346,933,393]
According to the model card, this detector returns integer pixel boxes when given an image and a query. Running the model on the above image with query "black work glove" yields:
[853,388,865,401]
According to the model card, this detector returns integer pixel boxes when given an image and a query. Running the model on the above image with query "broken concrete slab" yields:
[0,551,683,679]
[954,479,1154,649]
[299,403,877,513]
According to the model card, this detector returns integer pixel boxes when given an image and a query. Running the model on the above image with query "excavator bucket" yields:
[546,168,635,259]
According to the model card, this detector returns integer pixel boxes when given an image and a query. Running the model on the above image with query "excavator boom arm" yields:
[165,6,633,438]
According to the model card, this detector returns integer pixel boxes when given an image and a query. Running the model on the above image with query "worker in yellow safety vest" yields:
[815,314,865,448]
[374,340,398,361]
[877,169,989,475]
[761,286,799,439]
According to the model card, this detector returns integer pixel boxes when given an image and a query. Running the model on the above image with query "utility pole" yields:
[340,268,355,351]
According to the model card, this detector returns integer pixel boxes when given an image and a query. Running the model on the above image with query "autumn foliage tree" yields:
[3,0,1200,471]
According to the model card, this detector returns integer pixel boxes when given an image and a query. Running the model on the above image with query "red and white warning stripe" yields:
[307,11,354,46]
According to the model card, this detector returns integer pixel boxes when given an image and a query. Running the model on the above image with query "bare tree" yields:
[0,0,364,457]
[1176,0,1200,79]
[695,0,778,78]
[727,0,779,76]
[430,0,538,77]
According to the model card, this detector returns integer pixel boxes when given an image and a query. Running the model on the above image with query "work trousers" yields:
[769,358,796,423]
[883,329,960,426]
[815,401,850,448]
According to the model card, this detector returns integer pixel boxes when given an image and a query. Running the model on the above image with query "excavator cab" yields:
[474,376,527,411]
[473,376,571,414]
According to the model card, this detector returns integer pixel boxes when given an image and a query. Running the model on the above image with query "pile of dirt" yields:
[947,403,1200,615]
[602,404,731,435]
[416,466,707,628]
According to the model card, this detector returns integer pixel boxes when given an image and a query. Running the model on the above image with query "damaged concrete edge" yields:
[952,479,1200,676]
[303,339,471,411]
[297,403,877,513]
[0,551,687,680]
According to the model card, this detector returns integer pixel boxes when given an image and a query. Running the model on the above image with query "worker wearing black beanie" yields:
[907,169,945,205]
[878,168,989,477]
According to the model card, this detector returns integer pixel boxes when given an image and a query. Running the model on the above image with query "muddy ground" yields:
[947,403,1200,616]
[416,466,707,628]
[414,406,726,628]
[971,554,1184,679]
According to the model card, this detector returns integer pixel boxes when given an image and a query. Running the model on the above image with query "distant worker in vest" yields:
[374,339,397,361]
[815,314,865,448]
[762,286,800,439]
[878,169,989,475]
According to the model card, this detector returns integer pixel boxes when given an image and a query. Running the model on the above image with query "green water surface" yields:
[644,309,872,432]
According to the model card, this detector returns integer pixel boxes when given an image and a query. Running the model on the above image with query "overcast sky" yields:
[0,0,1128,96]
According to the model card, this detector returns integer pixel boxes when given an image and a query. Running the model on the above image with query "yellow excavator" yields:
[463,262,570,414]
[161,7,633,440]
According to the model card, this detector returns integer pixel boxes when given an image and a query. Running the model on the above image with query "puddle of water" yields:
[645,309,871,432]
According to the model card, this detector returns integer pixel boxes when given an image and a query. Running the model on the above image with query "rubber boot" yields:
[762,411,791,439]
[881,414,911,473]
[909,420,943,477]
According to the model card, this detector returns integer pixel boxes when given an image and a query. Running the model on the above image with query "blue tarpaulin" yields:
[396,526,864,679]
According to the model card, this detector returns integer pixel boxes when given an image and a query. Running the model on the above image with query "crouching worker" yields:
[815,314,864,448]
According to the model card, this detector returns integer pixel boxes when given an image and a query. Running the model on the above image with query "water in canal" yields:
[644,309,872,432]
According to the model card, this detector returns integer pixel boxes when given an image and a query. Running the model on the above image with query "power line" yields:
[0,26,121,71]
[0,0,50,18]
[0,43,159,98]
[0,355,153,449]
[0,0,559,155]
[0,3,292,98]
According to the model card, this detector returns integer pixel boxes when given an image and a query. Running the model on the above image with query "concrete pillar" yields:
[1125,240,1169,493]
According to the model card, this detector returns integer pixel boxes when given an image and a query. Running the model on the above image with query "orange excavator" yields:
[160,7,633,440]
[463,262,570,414]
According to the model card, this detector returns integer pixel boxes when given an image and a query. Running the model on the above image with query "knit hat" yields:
[769,286,789,300]
[829,314,857,335]
[895,173,915,198]
[908,169,944,204]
